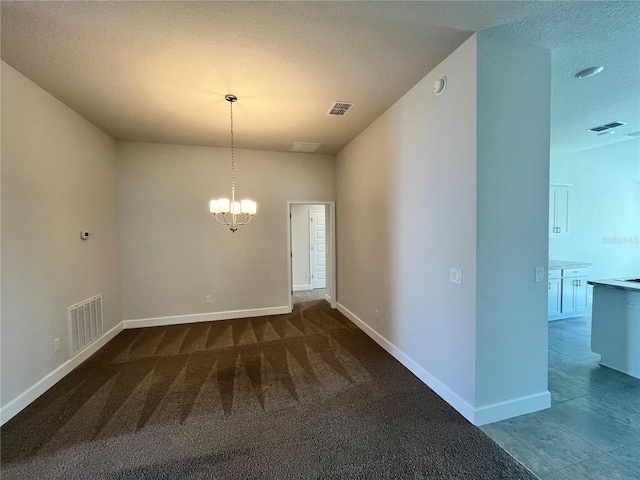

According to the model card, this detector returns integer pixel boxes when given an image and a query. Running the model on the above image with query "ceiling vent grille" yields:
[291,142,322,153]
[588,121,626,133]
[327,101,355,116]
[624,131,640,138]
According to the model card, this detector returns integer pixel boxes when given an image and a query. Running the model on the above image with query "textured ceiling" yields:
[1,1,639,155]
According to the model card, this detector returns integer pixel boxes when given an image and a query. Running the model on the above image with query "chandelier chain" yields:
[230,99,235,192]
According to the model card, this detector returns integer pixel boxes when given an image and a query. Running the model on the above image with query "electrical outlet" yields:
[535,266,545,282]
[450,268,463,285]
[54,338,61,352]
[205,295,212,303]
[374,309,379,323]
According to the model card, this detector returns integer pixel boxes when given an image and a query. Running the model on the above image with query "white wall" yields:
[116,142,335,321]
[475,31,551,419]
[291,204,324,290]
[336,33,551,424]
[1,62,122,407]
[337,36,479,413]
[550,140,640,279]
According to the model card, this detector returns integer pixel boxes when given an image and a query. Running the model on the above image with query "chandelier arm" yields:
[222,212,232,227]
[213,213,229,226]
[232,213,250,226]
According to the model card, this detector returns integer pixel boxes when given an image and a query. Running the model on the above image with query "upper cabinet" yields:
[549,184,570,236]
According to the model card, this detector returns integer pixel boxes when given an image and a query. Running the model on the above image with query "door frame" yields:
[286,201,336,312]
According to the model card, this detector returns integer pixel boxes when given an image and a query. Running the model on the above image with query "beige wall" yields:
[336,33,551,424]
[1,62,122,406]
[336,36,479,409]
[116,142,335,320]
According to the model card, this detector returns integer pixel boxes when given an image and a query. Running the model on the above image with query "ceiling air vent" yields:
[327,101,355,116]
[624,131,640,138]
[291,142,321,153]
[588,121,626,133]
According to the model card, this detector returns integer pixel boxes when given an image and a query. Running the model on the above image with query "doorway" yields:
[287,201,336,312]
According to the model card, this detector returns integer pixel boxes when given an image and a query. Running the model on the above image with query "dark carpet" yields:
[1,300,536,479]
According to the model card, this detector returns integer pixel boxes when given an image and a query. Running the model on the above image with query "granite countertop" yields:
[548,260,593,271]
[588,279,640,292]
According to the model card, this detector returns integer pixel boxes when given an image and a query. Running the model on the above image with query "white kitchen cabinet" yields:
[549,185,570,236]
[561,276,588,315]
[548,266,590,320]
[548,271,562,317]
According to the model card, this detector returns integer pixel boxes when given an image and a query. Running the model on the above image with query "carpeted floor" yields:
[1,300,536,479]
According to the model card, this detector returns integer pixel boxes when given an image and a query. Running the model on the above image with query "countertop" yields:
[549,260,593,271]
[588,279,640,292]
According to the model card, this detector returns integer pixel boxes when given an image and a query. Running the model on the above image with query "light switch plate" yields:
[535,266,545,282]
[450,268,463,285]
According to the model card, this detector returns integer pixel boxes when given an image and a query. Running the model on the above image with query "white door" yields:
[310,209,326,288]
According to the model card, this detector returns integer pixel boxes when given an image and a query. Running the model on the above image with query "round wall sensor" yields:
[575,66,603,79]
[433,76,447,95]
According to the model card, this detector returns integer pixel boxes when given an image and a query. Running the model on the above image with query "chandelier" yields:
[209,94,256,232]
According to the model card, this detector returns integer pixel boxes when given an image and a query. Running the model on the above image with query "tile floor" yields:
[481,314,640,479]
[292,287,326,304]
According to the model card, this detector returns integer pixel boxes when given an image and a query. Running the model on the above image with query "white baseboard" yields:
[473,391,550,425]
[0,321,124,426]
[1,304,291,426]
[336,302,549,426]
[293,285,312,292]
[325,293,332,303]
[122,305,290,329]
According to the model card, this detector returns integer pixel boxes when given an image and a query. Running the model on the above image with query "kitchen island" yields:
[589,278,640,379]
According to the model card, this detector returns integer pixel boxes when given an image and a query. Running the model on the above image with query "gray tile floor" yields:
[481,314,640,479]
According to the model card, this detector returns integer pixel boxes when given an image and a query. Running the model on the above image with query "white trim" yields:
[337,302,550,426]
[293,284,312,292]
[337,302,475,421]
[122,305,290,329]
[324,293,331,302]
[0,321,124,426]
[473,391,551,426]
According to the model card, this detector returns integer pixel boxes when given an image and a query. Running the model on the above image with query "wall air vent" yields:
[327,101,355,116]
[588,121,626,133]
[69,295,103,355]
[624,131,640,138]
[291,142,322,153]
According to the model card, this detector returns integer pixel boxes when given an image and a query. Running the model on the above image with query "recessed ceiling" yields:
[1,1,638,155]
